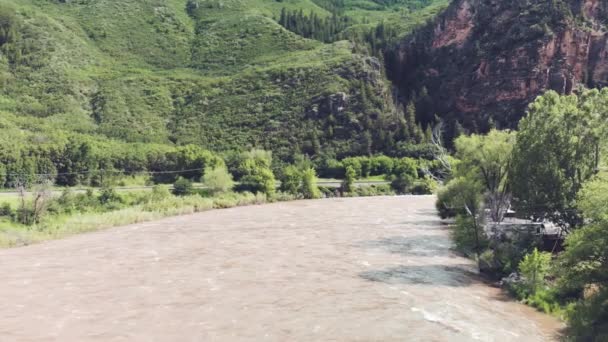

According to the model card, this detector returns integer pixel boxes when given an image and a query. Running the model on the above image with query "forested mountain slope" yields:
[0,0,445,164]
[388,0,608,138]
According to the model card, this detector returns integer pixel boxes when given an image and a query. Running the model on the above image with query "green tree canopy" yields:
[454,129,516,221]
[236,149,276,196]
[511,89,608,228]
[557,176,608,340]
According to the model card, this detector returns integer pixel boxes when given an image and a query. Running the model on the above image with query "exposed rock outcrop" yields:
[389,0,608,133]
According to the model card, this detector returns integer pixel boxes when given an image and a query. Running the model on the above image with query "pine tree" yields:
[415,122,425,144]
[424,125,433,143]
[406,101,419,142]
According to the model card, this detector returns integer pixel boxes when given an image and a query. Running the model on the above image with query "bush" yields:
[478,249,502,277]
[341,166,356,193]
[435,177,483,219]
[279,165,301,195]
[172,177,194,196]
[518,248,552,297]
[300,167,321,199]
[235,150,276,196]
[136,185,171,204]
[315,157,345,179]
[99,187,123,205]
[203,166,234,193]
[410,177,438,195]
[151,145,224,184]
[236,168,276,196]
[524,288,562,315]
[452,214,488,256]
[0,202,13,217]
[353,184,395,197]
[392,157,418,176]
[151,185,171,200]
[390,172,415,194]
[370,155,394,175]
[342,158,363,178]
[51,189,101,214]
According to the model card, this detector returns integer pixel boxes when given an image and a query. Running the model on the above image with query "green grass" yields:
[0,191,272,248]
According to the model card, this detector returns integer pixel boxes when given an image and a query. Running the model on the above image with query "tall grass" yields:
[0,192,272,248]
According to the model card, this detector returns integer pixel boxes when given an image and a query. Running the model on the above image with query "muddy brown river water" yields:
[0,196,561,341]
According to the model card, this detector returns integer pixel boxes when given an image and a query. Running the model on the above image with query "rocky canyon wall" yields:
[388,0,608,133]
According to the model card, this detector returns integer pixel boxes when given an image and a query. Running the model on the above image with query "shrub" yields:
[315,157,345,179]
[390,172,415,194]
[478,249,502,277]
[410,177,438,195]
[300,167,321,199]
[236,169,276,196]
[435,177,483,219]
[151,145,224,184]
[16,206,36,226]
[370,155,394,175]
[353,184,395,197]
[279,165,301,195]
[99,187,123,205]
[524,288,562,315]
[136,185,172,204]
[151,185,171,200]
[235,150,276,196]
[518,248,552,296]
[0,202,13,217]
[172,177,193,196]
[341,166,356,193]
[342,158,362,178]
[203,165,234,193]
[390,157,419,194]
[452,214,487,256]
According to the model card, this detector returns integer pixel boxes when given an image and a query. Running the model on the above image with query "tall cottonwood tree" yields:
[510,89,608,229]
[454,129,516,222]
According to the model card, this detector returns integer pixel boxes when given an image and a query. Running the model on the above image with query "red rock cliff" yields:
[388,0,608,132]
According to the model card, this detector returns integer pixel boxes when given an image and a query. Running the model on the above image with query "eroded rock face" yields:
[389,0,608,132]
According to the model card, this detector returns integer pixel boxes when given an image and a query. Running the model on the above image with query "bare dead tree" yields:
[421,120,453,183]
[14,178,28,224]
[13,175,53,225]
[31,175,53,224]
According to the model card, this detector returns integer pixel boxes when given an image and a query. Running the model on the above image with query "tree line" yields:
[277,8,355,43]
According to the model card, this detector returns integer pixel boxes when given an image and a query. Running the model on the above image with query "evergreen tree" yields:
[405,101,422,142]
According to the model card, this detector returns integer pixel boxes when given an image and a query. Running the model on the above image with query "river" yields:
[0,196,561,341]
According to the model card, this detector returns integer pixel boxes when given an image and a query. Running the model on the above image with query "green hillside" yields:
[0,0,446,181]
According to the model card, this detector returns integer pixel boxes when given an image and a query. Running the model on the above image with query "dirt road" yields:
[0,196,561,341]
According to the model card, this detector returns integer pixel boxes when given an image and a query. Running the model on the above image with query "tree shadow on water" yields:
[359,265,479,287]
[356,235,454,257]
[414,209,441,217]
[398,220,451,229]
